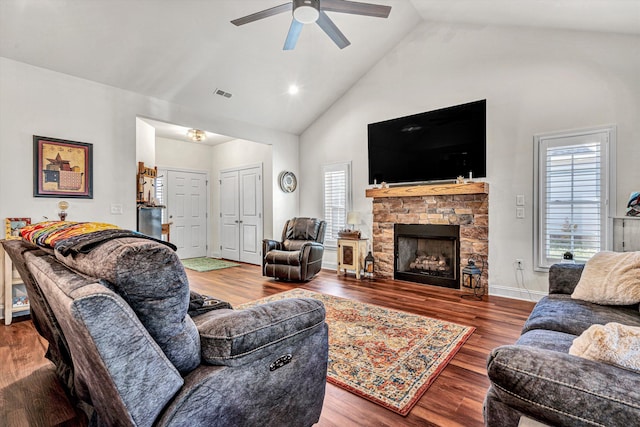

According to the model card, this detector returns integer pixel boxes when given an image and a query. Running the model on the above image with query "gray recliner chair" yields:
[263,217,326,281]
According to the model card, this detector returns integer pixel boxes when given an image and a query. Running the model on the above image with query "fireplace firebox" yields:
[394,224,460,288]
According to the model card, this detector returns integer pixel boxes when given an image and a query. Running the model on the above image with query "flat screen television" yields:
[368,99,486,185]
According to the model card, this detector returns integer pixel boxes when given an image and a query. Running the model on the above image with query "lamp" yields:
[58,200,69,221]
[461,254,485,300]
[293,0,320,24]
[187,128,206,142]
[346,211,360,230]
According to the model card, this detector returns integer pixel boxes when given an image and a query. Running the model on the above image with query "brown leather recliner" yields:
[263,217,326,281]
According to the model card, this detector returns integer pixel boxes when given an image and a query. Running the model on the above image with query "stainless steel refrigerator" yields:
[137,206,163,239]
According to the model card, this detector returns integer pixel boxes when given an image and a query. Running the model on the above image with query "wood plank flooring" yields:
[0,264,535,426]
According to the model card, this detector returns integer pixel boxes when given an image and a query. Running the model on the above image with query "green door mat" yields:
[181,257,240,272]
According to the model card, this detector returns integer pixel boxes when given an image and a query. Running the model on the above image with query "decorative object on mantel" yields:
[627,192,640,216]
[186,128,206,142]
[456,175,465,184]
[278,171,297,193]
[4,218,31,240]
[58,200,69,221]
[461,253,485,300]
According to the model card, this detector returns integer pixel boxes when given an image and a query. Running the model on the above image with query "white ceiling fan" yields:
[231,0,392,50]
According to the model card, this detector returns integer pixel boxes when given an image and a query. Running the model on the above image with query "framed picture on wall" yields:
[33,135,93,198]
[5,217,31,240]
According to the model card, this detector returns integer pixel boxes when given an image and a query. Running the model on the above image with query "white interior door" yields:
[168,170,208,259]
[220,170,240,260]
[219,165,263,265]
[239,167,263,264]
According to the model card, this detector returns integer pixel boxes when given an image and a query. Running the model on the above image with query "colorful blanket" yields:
[21,221,121,248]
[20,221,176,253]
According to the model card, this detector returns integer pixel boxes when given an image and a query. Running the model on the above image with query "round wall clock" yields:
[279,171,297,193]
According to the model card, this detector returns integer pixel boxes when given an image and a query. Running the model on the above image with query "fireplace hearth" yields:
[394,224,460,288]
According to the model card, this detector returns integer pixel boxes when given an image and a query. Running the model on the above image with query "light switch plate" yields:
[110,204,123,215]
[516,195,525,206]
[516,207,525,218]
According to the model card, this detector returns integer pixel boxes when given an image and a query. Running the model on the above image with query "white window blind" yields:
[155,170,167,223]
[323,162,351,248]
[534,127,614,270]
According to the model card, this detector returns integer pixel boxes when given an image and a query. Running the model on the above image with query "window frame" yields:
[533,125,616,271]
[322,161,352,249]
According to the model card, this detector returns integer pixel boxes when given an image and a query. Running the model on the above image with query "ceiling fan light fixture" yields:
[293,0,320,24]
[187,128,206,142]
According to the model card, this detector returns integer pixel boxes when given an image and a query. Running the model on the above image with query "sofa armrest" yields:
[301,241,324,261]
[263,239,282,253]
[157,319,329,427]
[548,263,584,294]
[195,298,326,366]
[487,345,640,426]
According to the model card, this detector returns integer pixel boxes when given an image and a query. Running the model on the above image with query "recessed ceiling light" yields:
[288,84,300,95]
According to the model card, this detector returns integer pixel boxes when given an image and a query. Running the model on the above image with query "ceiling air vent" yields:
[214,88,232,98]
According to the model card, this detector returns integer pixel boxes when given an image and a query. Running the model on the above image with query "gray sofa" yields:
[485,263,640,427]
[2,237,329,427]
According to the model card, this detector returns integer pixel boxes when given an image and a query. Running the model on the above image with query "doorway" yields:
[166,169,208,259]
[219,164,263,265]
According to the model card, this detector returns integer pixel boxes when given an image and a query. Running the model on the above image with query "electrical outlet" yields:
[516,259,524,270]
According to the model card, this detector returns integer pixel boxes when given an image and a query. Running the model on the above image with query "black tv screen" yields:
[368,100,486,185]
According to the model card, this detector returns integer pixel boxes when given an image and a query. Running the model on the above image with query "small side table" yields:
[337,238,368,279]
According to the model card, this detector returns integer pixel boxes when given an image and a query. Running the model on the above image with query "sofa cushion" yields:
[570,322,640,372]
[284,218,322,241]
[195,298,325,366]
[516,329,576,353]
[572,251,640,305]
[55,237,200,373]
[265,249,302,266]
[522,294,640,336]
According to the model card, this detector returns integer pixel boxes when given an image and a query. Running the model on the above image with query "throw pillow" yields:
[569,322,640,373]
[571,251,640,305]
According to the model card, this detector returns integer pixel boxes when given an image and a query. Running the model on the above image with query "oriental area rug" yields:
[238,289,475,415]
[181,257,239,272]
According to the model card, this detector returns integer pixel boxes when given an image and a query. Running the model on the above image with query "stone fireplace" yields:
[395,223,460,288]
[366,182,488,292]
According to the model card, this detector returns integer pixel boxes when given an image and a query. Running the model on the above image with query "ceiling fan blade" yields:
[316,11,350,49]
[231,2,292,26]
[321,0,391,18]
[283,19,304,50]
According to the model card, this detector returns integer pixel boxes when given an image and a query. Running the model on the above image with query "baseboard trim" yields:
[489,284,547,302]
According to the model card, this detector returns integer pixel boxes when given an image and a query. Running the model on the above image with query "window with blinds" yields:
[323,162,351,248]
[534,127,615,270]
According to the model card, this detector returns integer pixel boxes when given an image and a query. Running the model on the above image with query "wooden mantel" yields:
[365,182,489,198]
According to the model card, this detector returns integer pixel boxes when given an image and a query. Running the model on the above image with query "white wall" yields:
[0,57,300,241]
[136,119,156,167]
[299,23,640,300]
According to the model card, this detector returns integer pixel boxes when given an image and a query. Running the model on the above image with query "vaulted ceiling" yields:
[1,0,638,139]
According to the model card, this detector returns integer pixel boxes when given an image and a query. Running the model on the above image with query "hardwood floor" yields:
[0,264,535,426]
